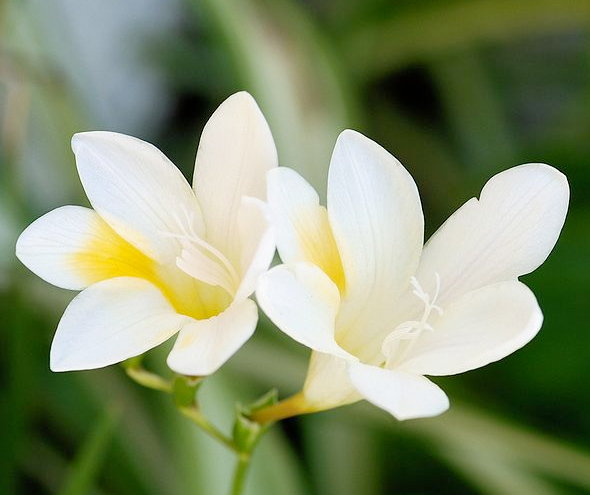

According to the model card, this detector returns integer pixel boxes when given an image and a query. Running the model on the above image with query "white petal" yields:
[266,167,344,288]
[234,197,275,302]
[396,281,543,376]
[16,205,157,290]
[193,92,277,266]
[16,206,103,290]
[327,130,424,357]
[50,277,188,371]
[166,298,258,376]
[176,197,274,299]
[303,352,362,410]
[417,164,569,305]
[348,362,449,420]
[256,262,353,359]
[72,131,203,264]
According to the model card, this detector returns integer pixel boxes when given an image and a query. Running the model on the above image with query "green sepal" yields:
[233,414,261,453]
[242,389,278,417]
[173,374,203,408]
[233,389,278,453]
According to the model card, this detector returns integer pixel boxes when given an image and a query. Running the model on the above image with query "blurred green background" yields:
[2,0,590,494]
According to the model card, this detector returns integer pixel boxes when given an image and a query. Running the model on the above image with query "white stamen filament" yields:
[382,273,443,366]
[161,207,240,294]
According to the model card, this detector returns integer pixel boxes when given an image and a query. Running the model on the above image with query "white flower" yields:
[16,92,277,376]
[256,129,569,421]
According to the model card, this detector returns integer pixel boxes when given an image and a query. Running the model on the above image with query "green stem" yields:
[124,365,172,393]
[230,453,251,495]
[123,360,267,494]
[179,405,237,452]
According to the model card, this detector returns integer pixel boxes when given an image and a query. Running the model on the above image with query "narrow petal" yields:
[16,206,155,290]
[303,352,362,411]
[166,298,258,376]
[327,130,424,357]
[417,164,569,305]
[50,277,188,371]
[72,131,203,264]
[348,363,449,420]
[266,167,345,289]
[233,197,275,302]
[193,92,277,267]
[256,262,353,359]
[395,281,543,376]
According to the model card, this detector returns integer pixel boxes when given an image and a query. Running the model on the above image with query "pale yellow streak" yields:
[69,216,231,320]
[293,205,346,292]
[70,216,156,285]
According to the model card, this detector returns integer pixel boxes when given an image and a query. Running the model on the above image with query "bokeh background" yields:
[2,0,590,494]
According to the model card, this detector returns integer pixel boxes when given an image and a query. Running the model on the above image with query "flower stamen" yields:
[382,273,443,366]
[161,207,240,295]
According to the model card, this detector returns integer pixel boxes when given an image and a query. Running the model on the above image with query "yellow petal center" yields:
[295,205,346,293]
[70,215,230,319]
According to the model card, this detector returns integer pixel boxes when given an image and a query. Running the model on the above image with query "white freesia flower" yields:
[16,92,277,376]
[256,129,569,421]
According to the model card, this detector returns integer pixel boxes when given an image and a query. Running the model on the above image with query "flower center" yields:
[381,273,443,367]
[162,207,240,296]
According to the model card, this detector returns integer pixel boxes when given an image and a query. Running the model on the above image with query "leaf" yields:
[57,406,119,495]
[345,0,590,78]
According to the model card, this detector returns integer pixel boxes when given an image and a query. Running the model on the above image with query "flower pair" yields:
[16,92,569,420]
